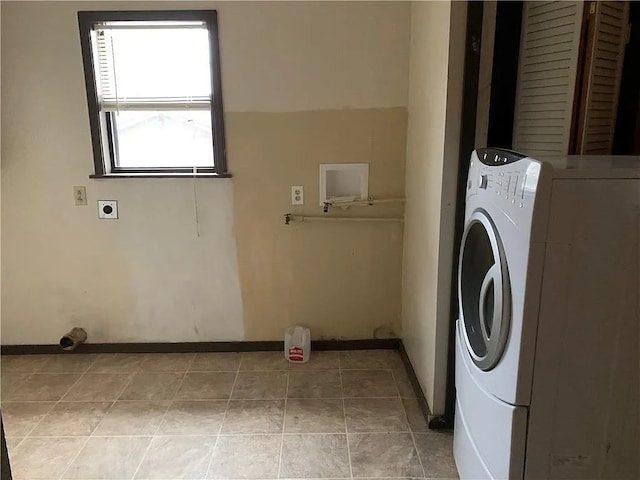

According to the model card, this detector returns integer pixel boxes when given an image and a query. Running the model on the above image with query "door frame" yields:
[431,0,485,430]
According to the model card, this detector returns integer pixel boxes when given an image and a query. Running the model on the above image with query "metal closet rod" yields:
[284,213,404,225]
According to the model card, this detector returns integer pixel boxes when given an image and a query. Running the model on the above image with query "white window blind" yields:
[91,21,212,112]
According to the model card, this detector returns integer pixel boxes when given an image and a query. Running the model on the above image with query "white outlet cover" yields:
[291,185,304,205]
[98,200,118,219]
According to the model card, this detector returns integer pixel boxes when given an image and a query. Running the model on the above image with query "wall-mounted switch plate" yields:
[291,186,304,205]
[98,200,118,219]
[73,186,87,206]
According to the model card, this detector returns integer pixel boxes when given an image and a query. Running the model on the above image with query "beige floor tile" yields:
[158,400,227,435]
[135,435,216,479]
[31,401,112,436]
[280,434,350,478]
[207,434,281,479]
[5,436,24,450]
[37,354,98,373]
[344,398,409,433]
[349,433,423,478]
[175,372,237,400]
[340,350,402,370]
[340,350,388,370]
[5,373,80,401]
[10,437,87,480]
[341,370,399,398]
[287,370,342,398]
[139,353,195,372]
[93,400,170,436]
[239,352,289,371]
[385,351,406,370]
[1,373,31,401]
[231,371,288,399]
[414,431,458,479]
[63,373,132,401]
[1,355,50,374]
[402,398,429,433]
[221,399,284,434]
[393,368,418,398]
[119,372,184,400]
[63,436,151,479]
[284,398,346,434]
[2,351,453,480]
[88,353,148,373]
[190,352,242,372]
[288,351,340,370]
[2,402,56,436]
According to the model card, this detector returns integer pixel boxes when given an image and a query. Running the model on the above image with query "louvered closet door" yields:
[512,1,585,157]
[578,1,629,154]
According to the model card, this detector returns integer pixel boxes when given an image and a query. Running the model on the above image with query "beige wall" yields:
[216,1,410,112]
[230,109,406,340]
[1,1,410,344]
[401,1,466,416]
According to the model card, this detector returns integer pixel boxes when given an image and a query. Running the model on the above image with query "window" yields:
[78,10,228,177]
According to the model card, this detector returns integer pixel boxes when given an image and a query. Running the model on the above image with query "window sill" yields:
[89,172,232,179]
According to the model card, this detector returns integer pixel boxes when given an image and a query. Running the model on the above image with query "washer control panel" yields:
[483,169,527,208]
[468,149,541,211]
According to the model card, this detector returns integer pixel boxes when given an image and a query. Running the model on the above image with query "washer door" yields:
[458,210,511,371]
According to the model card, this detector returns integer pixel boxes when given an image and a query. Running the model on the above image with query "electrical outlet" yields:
[73,186,87,206]
[98,200,118,219]
[291,186,304,205]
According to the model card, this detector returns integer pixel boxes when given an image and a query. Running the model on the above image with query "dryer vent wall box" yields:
[319,163,369,206]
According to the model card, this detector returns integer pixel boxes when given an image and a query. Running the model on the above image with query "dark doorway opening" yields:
[486,1,524,150]
[613,2,640,154]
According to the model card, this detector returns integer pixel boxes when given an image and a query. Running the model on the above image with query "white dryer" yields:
[454,148,640,480]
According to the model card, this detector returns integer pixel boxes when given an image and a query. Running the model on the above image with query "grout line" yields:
[57,356,147,480]
[19,430,414,438]
[204,363,241,479]
[2,369,41,449]
[1,371,34,402]
[23,356,99,438]
[8,398,56,438]
[85,352,150,375]
[0,395,408,404]
[393,369,427,480]
[8,437,25,450]
[130,355,196,480]
[339,365,355,480]
[276,360,290,479]
[39,356,101,480]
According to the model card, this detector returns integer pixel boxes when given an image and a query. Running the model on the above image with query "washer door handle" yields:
[478,264,497,343]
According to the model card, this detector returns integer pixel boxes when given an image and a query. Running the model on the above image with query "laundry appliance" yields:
[454,148,640,480]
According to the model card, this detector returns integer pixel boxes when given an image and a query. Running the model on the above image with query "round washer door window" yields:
[458,210,511,371]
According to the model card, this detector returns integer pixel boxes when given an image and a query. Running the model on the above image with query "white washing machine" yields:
[454,148,640,480]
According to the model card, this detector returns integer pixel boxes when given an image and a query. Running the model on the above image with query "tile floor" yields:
[1,350,458,480]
